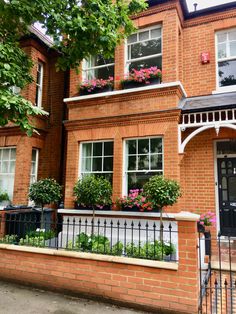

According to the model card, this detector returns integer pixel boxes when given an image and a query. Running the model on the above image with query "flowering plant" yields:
[79,76,114,93]
[116,189,153,212]
[199,212,216,227]
[121,67,162,86]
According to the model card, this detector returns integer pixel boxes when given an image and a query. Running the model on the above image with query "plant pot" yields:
[122,206,160,213]
[76,204,111,211]
[121,77,161,90]
[197,221,205,233]
[204,231,211,256]
[80,85,113,96]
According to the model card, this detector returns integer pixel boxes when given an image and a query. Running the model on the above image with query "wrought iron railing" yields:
[0,212,178,262]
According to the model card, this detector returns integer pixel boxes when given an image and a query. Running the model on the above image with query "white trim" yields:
[214,141,221,235]
[64,81,187,102]
[35,62,44,108]
[212,88,236,94]
[82,56,115,81]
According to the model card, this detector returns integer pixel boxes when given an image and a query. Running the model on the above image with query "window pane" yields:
[229,177,236,201]
[218,59,236,87]
[129,56,162,71]
[229,31,236,41]
[93,55,114,66]
[92,157,102,171]
[2,161,8,173]
[230,41,236,57]
[94,65,114,80]
[32,150,37,162]
[127,33,137,44]
[128,156,136,170]
[217,33,227,43]
[151,28,161,39]
[217,141,236,155]
[150,155,162,170]
[138,155,149,170]
[139,31,149,41]
[93,142,102,156]
[104,157,113,171]
[9,161,15,174]
[127,172,161,191]
[138,139,149,154]
[130,38,161,59]
[2,149,9,160]
[218,43,227,59]
[10,149,16,160]
[127,140,136,155]
[82,143,92,157]
[151,138,162,153]
[82,158,91,172]
[104,142,113,156]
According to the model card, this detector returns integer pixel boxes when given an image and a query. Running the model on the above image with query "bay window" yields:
[0,148,16,200]
[216,28,236,89]
[82,55,114,80]
[30,149,39,184]
[126,26,162,72]
[80,141,114,183]
[124,137,163,194]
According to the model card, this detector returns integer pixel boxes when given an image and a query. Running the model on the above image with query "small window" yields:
[80,141,114,183]
[216,29,236,89]
[124,137,163,194]
[35,62,44,107]
[126,26,162,72]
[30,149,39,184]
[82,55,114,80]
[0,148,16,200]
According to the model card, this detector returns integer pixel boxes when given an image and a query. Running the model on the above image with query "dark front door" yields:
[218,158,236,236]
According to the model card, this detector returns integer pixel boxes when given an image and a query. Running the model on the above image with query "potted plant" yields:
[121,67,162,89]
[0,190,10,207]
[116,189,154,212]
[29,178,62,226]
[198,212,216,256]
[79,77,114,95]
[143,175,181,241]
[74,175,112,225]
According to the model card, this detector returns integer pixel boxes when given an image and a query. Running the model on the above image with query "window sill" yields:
[64,81,187,103]
[212,87,236,94]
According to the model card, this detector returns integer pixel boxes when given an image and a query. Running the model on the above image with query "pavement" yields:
[0,281,149,314]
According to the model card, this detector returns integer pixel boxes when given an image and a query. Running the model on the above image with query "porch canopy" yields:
[178,92,236,153]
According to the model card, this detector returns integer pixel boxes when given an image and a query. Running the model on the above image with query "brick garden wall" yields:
[0,217,199,314]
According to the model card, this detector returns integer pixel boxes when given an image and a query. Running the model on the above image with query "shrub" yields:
[74,175,112,209]
[0,191,10,202]
[0,234,17,244]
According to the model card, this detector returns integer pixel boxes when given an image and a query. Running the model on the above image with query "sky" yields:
[187,0,236,11]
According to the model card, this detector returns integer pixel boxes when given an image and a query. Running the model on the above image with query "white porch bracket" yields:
[178,108,236,154]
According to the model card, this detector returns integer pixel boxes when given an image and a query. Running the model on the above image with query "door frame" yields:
[214,140,236,237]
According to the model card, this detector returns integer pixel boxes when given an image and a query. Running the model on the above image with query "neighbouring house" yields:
[1,0,236,239]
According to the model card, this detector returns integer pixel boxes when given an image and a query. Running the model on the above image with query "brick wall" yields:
[0,216,199,314]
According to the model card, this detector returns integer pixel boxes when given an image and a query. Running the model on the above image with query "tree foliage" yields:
[0,0,147,134]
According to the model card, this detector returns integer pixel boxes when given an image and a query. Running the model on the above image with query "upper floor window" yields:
[216,29,236,89]
[80,141,114,183]
[0,147,16,200]
[35,62,44,107]
[82,55,114,80]
[30,149,39,184]
[124,137,163,194]
[126,26,162,72]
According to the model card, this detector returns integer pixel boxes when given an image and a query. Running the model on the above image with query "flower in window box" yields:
[79,77,114,95]
[121,67,162,89]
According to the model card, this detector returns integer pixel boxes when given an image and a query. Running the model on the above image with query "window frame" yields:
[79,140,114,180]
[30,149,39,184]
[35,61,44,108]
[215,28,236,92]
[82,55,115,80]
[125,25,162,74]
[0,147,16,200]
[122,136,164,195]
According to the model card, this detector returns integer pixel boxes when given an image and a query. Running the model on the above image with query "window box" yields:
[121,206,160,213]
[75,204,112,211]
[121,77,161,90]
[79,85,113,96]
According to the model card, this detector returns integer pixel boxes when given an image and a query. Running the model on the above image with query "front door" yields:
[218,158,236,236]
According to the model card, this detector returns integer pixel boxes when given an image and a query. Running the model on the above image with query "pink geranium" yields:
[121,67,162,86]
[79,76,114,93]
[199,212,216,227]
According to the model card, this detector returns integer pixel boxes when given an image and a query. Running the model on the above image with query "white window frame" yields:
[79,140,114,179]
[125,25,162,74]
[35,61,44,107]
[123,136,164,195]
[0,147,16,200]
[215,28,236,93]
[82,55,115,80]
[30,149,39,184]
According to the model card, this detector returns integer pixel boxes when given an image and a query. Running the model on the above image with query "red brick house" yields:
[2,0,236,238]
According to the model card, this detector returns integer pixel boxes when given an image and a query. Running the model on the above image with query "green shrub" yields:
[0,234,17,244]
[19,229,56,247]
[0,191,10,202]
[73,175,112,209]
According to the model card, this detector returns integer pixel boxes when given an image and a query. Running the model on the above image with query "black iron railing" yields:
[0,213,178,262]
[198,231,236,314]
